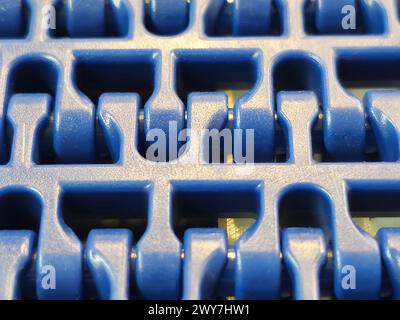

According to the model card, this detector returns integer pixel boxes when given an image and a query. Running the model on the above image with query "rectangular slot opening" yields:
[0,188,42,232]
[337,53,400,95]
[172,181,261,244]
[176,50,258,109]
[74,51,156,106]
[61,183,151,243]
[348,183,400,236]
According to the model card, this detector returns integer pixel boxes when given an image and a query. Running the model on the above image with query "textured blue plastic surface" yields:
[0,0,400,300]
[282,228,327,300]
[86,229,133,300]
[182,229,228,300]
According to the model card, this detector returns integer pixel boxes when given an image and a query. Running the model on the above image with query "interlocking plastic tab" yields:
[146,0,190,35]
[0,0,27,38]
[233,0,272,36]
[378,229,400,299]
[282,228,327,300]
[86,229,133,300]
[315,0,357,34]
[182,229,228,300]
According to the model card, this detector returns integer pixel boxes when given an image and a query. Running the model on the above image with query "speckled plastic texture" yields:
[1,0,400,300]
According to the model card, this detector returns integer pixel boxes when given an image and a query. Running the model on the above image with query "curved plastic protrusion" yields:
[0,231,35,300]
[234,101,275,162]
[86,229,133,300]
[233,0,272,36]
[66,0,106,37]
[315,0,386,35]
[36,187,82,300]
[182,229,228,300]
[135,183,182,299]
[315,0,356,34]
[234,183,281,299]
[358,0,387,34]
[365,91,400,162]
[378,228,400,299]
[143,51,185,162]
[333,227,381,299]
[0,0,24,37]
[282,228,327,300]
[234,51,274,162]
[53,105,95,163]
[148,0,189,35]
[273,51,365,161]
[324,107,366,161]
[331,181,382,300]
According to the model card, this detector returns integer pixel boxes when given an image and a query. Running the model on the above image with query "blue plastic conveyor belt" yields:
[0,0,399,300]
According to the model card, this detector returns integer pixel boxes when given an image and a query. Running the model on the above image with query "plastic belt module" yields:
[0,0,400,300]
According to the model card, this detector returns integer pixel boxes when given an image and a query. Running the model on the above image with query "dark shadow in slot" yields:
[50,0,131,38]
[61,183,151,243]
[204,0,283,36]
[279,184,332,241]
[348,183,400,218]
[0,187,42,231]
[273,54,324,101]
[348,183,400,220]
[0,123,13,165]
[8,56,59,98]
[337,52,400,93]
[172,181,261,243]
[303,0,386,35]
[74,53,156,106]
[278,184,334,297]
[176,51,258,105]
[274,119,288,163]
